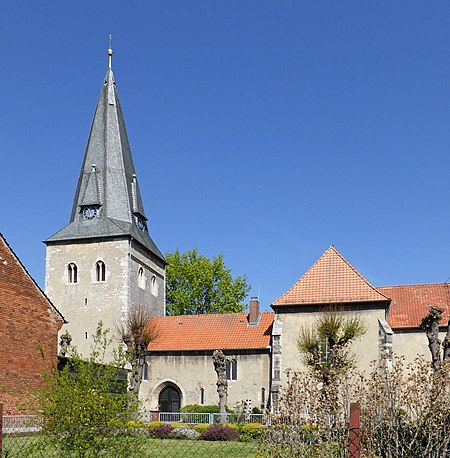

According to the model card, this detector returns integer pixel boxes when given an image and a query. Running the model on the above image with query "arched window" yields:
[151,275,158,296]
[261,387,266,409]
[200,387,205,405]
[138,267,145,289]
[96,261,106,282]
[68,263,78,283]
[143,362,149,381]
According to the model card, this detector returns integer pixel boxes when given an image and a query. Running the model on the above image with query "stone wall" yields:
[130,241,166,317]
[45,237,166,359]
[141,350,271,412]
[273,305,387,386]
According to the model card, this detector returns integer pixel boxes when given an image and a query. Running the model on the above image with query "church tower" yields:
[45,46,166,356]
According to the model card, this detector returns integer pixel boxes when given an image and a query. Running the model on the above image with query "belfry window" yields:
[96,261,106,282]
[138,267,145,289]
[151,275,158,296]
[68,263,78,284]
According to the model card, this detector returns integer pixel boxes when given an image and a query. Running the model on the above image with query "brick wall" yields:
[0,235,64,414]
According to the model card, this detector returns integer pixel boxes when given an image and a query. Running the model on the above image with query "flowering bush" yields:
[170,426,199,440]
[169,422,189,429]
[198,425,240,441]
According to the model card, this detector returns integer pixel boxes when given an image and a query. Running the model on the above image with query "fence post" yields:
[349,402,360,458]
[0,403,3,456]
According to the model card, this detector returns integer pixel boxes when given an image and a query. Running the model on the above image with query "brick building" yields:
[0,233,65,414]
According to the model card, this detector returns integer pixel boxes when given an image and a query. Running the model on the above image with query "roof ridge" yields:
[379,282,450,289]
[152,311,275,320]
[331,248,390,301]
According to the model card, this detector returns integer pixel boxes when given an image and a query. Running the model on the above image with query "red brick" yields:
[0,234,64,414]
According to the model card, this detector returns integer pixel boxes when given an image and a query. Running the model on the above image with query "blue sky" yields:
[1,1,449,311]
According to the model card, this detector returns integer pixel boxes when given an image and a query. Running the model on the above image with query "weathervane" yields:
[108,34,113,69]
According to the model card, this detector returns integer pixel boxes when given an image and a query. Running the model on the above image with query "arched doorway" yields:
[159,386,181,413]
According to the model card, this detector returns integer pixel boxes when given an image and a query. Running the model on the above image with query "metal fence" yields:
[1,407,361,458]
[158,411,265,424]
[2,416,43,434]
[1,418,260,458]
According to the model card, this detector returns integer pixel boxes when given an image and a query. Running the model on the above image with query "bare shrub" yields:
[355,355,450,458]
[261,370,353,457]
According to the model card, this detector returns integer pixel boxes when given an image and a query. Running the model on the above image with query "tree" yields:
[117,304,158,395]
[212,350,228,424]
[420,306,450,371]
[297,309,366,386]
[35,324,143,457]
[165,248,250,315]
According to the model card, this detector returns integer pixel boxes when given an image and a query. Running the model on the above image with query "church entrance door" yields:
[159,386,181,413]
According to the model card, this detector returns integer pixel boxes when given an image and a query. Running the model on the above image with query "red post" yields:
[349,402,360,458]
[0,403,3,456]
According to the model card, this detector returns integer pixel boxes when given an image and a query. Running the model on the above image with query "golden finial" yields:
[108,34,113,69]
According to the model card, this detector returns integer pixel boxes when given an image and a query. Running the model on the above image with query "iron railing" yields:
[158,411,265,424]
[2,415,43,433]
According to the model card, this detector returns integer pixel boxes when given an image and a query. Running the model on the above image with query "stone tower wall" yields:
[129,241,166,317]
[45,238,130,357]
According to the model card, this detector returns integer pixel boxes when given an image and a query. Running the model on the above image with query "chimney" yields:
[249,297,260,326]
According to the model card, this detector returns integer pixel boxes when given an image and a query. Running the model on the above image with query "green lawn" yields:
[2,435,260,457]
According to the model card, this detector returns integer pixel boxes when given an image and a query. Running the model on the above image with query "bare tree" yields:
[213,350,228,423]
[117,304,158,394]
[420,306,450,371]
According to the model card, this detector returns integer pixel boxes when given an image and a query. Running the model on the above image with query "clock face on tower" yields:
[82,207,98,221]
[135,215,146,231]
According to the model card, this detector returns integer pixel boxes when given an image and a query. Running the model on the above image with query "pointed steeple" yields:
[46,47,164,261]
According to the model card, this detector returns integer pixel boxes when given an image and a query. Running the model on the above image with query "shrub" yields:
[170,422,189,428]
[147,421,165,430]
[193,423,211,434]
[241,423,265,439]
[127,420,145,429]
[34,324,143,457]
[199,425,240,441]
[148,424,173,439]
[170,426,199,440]
[223,423,240,431]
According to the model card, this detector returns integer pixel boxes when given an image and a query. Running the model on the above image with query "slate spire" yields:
[46,47,164,261]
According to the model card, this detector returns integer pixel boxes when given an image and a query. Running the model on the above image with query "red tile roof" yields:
[379,283,450,329]
[272,246,389,307]
[147,312,274,351]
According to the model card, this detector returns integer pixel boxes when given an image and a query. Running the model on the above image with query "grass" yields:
[2,434,260,457]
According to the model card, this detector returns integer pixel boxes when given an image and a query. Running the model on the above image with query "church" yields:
[42,47,450,415]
